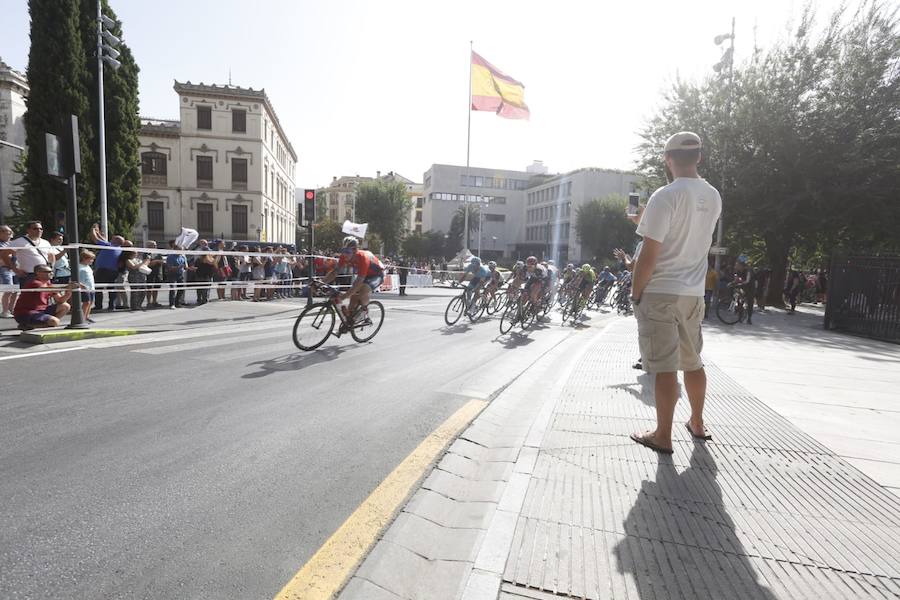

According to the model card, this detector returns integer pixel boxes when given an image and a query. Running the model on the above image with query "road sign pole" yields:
[65,172,87,329]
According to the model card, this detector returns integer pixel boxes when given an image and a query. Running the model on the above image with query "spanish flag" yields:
[471,52,530,120]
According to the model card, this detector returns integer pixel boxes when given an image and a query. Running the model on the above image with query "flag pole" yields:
[464,40,473,254]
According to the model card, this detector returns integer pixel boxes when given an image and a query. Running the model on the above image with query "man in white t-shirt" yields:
[8,221,55,287]
[629,132,722,454]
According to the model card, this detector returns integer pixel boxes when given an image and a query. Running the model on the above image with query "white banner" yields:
[174,227,199,249]
[342,221,368,239]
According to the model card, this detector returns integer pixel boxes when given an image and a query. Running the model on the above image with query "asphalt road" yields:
[0,290,615,599]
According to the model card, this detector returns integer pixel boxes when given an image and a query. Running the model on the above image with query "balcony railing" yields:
[142,174,167,187]
[197,178,213,189]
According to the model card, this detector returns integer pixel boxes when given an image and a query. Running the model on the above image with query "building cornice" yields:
[173,80,297,162]
[0,58,29,95]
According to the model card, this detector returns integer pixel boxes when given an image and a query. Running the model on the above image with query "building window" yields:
[141,152,167,187]
[232,204,248,238]
[147,200,164,233]
[485,213,505,222]
[197,105,212,130]
[197,202,214,237]
[232,109,246,133]
[264,165,268,195]
[231,158,248,191]
[196,156,213,188]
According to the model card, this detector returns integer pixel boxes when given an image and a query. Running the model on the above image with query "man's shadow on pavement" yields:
[614,445,778,599]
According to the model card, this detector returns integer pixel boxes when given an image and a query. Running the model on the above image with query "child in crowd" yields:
[79,250,96,323]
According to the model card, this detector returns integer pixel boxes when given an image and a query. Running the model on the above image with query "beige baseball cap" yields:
[664,131,702,153]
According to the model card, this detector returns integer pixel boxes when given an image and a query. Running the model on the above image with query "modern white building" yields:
[0,58,28,223]
[137,81,297,245]
[422,162,642,263]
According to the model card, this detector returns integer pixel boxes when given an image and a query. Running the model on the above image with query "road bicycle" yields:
[292,282,385,350]
[561,291,588,324]
[444,285,489,325]
[716,285,747,325]
[499,287,537,334]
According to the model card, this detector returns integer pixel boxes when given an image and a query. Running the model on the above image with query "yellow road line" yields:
[274,398,488,600]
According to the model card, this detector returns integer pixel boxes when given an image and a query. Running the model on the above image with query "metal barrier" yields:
[824,254,900,343]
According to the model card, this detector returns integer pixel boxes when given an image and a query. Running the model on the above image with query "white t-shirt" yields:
[9,236,53,274]
[636,177,722,297]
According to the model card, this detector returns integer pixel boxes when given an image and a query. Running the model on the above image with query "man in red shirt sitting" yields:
[321,236,384,322]
[13,264,75,330]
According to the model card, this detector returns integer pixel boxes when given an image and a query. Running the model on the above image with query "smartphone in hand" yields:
[627,193,640,217]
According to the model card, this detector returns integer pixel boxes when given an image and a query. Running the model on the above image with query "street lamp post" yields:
[96,3,122,236]
[713,18,735,273]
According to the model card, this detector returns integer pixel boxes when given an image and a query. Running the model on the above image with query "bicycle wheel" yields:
[571,296,586,323]
[521,301,536,330]
[351,300,385,343]
[499,302,517,334]
[467,293,486,322]
[488,292,505,315]
[444,294,465,325]
[292,302,335,350]
[716,295,742,325]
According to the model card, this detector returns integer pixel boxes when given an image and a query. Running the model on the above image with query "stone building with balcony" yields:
[137,81,297,245]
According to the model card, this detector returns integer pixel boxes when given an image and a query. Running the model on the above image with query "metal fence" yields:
[824,254,900,343]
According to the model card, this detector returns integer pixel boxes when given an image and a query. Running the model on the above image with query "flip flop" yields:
[630,432,674,454]
[685,422,713,441]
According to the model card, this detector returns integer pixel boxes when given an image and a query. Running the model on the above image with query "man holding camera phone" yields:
[628,132,722,454]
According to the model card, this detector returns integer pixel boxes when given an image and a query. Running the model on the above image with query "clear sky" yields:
[1,0,845,188]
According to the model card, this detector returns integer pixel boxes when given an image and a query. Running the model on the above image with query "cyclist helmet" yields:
[581,264,593,273]
[547,260,555,266]
[566,263,574,270]
[342,236,359,249]
[526,256,538,266]
[515,260,524,269]
[468,256,482,268]
[737,254,749,264]
[602,266,610,272]
[487,261,497,269]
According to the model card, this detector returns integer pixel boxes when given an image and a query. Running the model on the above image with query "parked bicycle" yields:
[716,285,747,325]
[292,282,385,350]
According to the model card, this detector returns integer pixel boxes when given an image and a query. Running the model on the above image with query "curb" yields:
[18,329,142,345]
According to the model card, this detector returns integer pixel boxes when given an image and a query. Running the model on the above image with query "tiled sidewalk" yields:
[502,321,900,599]
[341,319,900,600]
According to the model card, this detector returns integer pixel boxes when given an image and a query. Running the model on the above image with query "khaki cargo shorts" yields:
[634,293,704,373]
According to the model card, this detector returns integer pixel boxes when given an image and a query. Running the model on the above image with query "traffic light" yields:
[303,189,316,224]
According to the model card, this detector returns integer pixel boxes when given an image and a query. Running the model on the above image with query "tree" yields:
[20,0,142,240]
[402,232,426,258]
[312,219,343,252]
[575,195,636,262]
[637,3,900,306]
[445,203,481,254]
[355,180,412,254]
[80,0,141,238]
[20,0,92,234]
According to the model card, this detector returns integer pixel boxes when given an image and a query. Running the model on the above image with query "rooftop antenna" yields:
[228,66,232,86]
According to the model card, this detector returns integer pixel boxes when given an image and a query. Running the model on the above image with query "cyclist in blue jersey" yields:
[459,256,490,313]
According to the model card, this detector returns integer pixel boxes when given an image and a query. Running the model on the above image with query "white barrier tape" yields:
[1,242,471,275]
[1,279,449,294]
